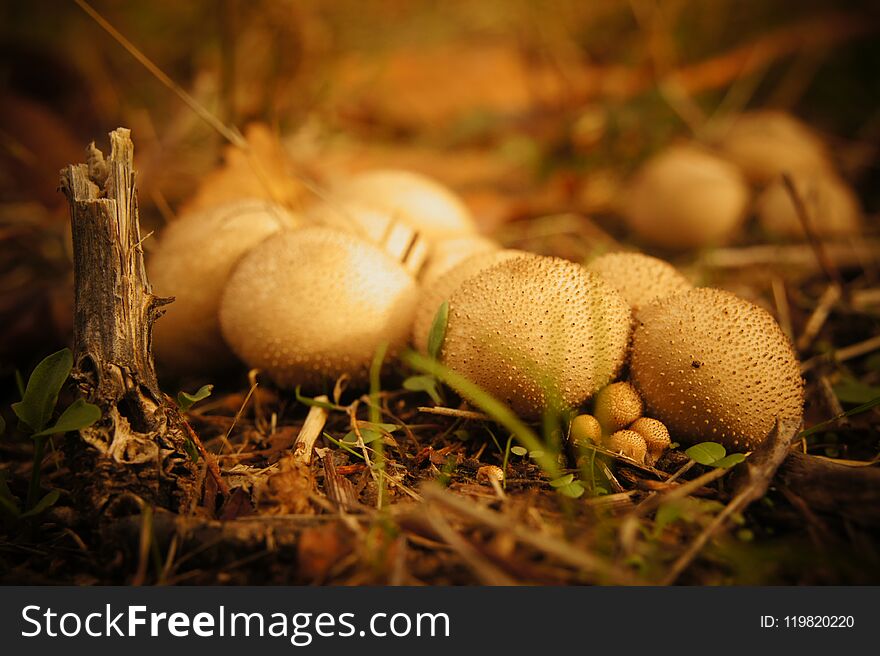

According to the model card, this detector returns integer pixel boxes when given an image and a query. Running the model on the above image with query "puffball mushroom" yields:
[631,288,804,451]
[412,249,528,353]
[441,255,632,419]
[756,171,862,239]
[586,252,692,313]
[569,413,602,447]
[715,111,832,185]
[629,417,671,465]
[149,199,302,375]
[594,382,643,434]
[605,430,648,464]
[621,145,750,249]
[309,169,477,244]
[219,226,419,389]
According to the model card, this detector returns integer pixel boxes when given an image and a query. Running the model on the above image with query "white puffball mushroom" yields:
[441,255,632,420]
[629,417,671,465]
[715,111,832,185]
[594,382,644,434]
[412,249,528,353]
[631,288,804,452]
[309,168,477,244]
[605,430,648,464]
[756,171,863,239]
[149,199,302,375]
[621,145,750,249]
[586,252,692,313]
[419,235,500,288]
[219,226,419,389]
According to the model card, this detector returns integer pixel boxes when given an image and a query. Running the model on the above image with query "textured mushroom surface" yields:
[716,111,831,185]
[606,430,647,463]
[569,413,602,447]
[419,235,499,288]
[622,145,749,249]
[629,417,671,464]
[149,199,301,375]
[441,255,632,419]
[587,252,692,312]
[631,288,803,451]
[756,171,862,239]
[594,382,644,433]
[219,227,419,389]
[412,249,527,353]
[312,169,476,244]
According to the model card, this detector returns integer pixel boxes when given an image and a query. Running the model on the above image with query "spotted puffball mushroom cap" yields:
[629,417,671,465]
[594,381,644,434]
[631,288,804,452]
[715,111,832,185]
[586,252,692,313]
[412,249,528,353]
[569,414,602,447]
[605,430,648,464]
[441,255,632,419]
[621,145,750,249]
[756,171,862,239]
[149,198,302,375]
[219,226,419,389]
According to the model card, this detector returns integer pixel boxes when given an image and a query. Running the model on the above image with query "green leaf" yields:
[11,348,73,432]
[32,399,101,437]
[800,396,880,438]
[182,438,199,463]
[20,489,60,518]
[558,481,585,498]
[427,301,449,360]
[0,414,5,436]
[403,375,442,404]
[832,377,880,405]
[295,386,345,411]
[357,421,400,433]
[511,446,528,456]
[177,384,214,412]
[0,471,21,518]
[655,502,682,533]
[342,428,385,445]
[710,453,747,469]
[685,442,727,465]
[550,473,575,488]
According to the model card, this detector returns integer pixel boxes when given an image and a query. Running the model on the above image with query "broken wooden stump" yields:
[60,128,196,516]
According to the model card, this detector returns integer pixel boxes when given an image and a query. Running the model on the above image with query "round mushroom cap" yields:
[219,226,419,389]
[419,235,500,288]
[756,171,862,239]
[631,288,804,451]
[629,417,671,465]
[621,145,750,249]
[441,255,632,419]
[594,382,644,434]
[412,249,528,353]
[586,252,692,313]
[715,111,832,185]
[149,199,302,375]
[313,169,476,244]
[605,430,648,463]
[570,413,602,447]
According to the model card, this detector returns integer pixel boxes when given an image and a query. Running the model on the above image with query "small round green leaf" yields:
[685,442,727,465]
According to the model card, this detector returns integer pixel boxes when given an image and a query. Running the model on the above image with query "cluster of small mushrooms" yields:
[149,110,824,459]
